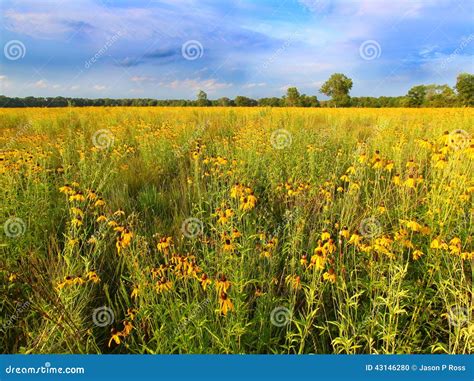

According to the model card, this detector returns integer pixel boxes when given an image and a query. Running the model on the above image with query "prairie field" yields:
[0,107,473,354]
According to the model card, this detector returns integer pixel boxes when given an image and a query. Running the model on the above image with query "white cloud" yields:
[93,85,106,91]
[242,82,266,89]
[130,76,157,83]
[163,79,232,93]
[34,79,48,88]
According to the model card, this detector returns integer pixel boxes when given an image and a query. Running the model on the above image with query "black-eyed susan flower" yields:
[199,273,212,291]
[108,328,122,347]
[216,274,231,294]
[157,236,172,253]
[219,292,234,316]
[86,271,100,283]
[412,250,424,260]
[323,268,336,283]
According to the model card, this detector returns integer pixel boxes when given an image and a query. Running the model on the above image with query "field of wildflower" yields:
[0,107,472,354]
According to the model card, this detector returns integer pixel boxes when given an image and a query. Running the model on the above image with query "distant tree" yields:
[258,97,283,107]
[455,73,474,106]
[299,94,320,107]
[217,97,233,107]
[320,73,353,107]
[234,96,257,107]
[196,90,211,106]
[424,84,456,107]
[284,87,301,106]
[406,85,426,107]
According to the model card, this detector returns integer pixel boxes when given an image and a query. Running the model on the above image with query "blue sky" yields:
[0,0,473,99]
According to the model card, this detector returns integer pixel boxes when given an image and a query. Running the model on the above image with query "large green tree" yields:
[320,73,353,107]
[455,73,474,106]
[196,90,210,106]
[284,87,301,106]
[406,85,426,107]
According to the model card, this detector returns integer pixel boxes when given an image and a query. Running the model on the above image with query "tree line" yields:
[1,73,472,108]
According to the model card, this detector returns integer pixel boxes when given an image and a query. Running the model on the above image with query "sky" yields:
[0,0,473,99]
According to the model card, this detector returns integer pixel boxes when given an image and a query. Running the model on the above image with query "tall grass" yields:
[1,107,472,354]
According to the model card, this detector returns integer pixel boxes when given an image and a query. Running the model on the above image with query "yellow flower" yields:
[323,268,336,283]
[108,328,122,347]
[131,285,140,300]
[430,238,448,250]
[86,271,100,283]
[321,230,331,241]
[310,252,326,270]
[239,193,257,211]
[339,226,350,240]
[71,218,83,227]
[219,292,234,316]
[116,229,133,254]
[403,175,416,189]
[157,236,172,252]
[348,232,362,246]
[412,250,424,260]
[199,274,212,291]
[216,274,231,294]
[69,192,85,202]
[94,199,106,207]
[155,278,173,293]
[96,215,107,223]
